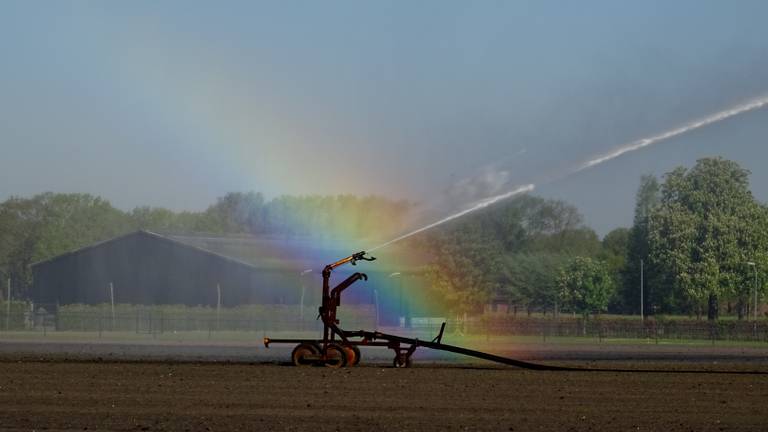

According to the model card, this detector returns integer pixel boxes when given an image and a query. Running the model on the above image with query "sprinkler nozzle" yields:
[351,251,376,265]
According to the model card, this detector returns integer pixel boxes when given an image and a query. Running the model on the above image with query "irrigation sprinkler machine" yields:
[264,251,557,369]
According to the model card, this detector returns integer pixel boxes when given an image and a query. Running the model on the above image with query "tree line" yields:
[0,192,410,297]
[419,157,768,320]
[1,157,765,320]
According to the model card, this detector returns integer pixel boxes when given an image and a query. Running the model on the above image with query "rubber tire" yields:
[309,342,322,354]
[350,345,361,366]
[393,355,412,368]
[342,346,357,367]
[324,343,348,368]
[292,343,320,367]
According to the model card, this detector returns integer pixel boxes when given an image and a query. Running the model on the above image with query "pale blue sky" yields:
[1,1,767,235]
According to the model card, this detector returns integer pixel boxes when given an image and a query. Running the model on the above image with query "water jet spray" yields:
[369,94,768,252]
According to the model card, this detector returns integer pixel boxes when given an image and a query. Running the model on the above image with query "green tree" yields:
[600,227,629,311]
[202,192,266,234]
[259,194,410,239]
[0,193,131,297]
[502,252,567,315]
[421,217,506,314]
[648,158,768,320]
[602,228,629,259]
[419,195,601,314]
[557,256,615,319]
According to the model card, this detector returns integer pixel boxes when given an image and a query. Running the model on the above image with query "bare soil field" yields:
[1,354,767,431]
[2,337,768,364]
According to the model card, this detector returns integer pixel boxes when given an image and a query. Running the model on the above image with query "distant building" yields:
[30,231,427,318]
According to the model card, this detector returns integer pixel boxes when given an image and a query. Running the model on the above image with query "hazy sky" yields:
[2,1,767,235]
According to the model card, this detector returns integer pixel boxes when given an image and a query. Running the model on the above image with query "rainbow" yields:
[86,23,445,323]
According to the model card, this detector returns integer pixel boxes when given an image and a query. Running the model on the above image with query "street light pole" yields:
[5,278,10,331]
[644,215,650,320]
[640,259,644,321]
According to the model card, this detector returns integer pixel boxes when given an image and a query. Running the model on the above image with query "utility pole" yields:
[640,259,644,320]
[5,278,10,331]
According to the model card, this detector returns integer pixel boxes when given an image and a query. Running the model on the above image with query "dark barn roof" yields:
[30,231,427,308]
[32,230,258,271]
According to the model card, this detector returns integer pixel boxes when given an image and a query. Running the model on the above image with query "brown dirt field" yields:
[1,359,767,431]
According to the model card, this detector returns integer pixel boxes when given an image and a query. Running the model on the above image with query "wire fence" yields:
[0,311,370,335]
[470,317,768,343]
[1,307,767,343]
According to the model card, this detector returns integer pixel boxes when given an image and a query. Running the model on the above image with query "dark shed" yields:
[30,231,427,311]
[30,231,302,307]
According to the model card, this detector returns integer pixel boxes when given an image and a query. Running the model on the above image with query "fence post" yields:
[5,278,11,331]
[216,284,221,332]
[109,282,115,331]
[598,322,603,343]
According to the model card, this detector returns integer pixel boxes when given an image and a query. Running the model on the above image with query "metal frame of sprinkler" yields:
[264,251,568,369]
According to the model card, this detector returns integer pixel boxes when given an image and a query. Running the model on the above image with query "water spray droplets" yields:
[573,95,768,174]
[368,184,535,252]
[369,94,768,252]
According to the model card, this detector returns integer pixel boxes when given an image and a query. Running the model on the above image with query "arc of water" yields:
[368,94,768,252]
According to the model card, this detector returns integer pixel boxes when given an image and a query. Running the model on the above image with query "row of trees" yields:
[628,158,768,320]
[421,157,768,320]
[1,156,764,320]
[0,192,410,297]
[413,193,613,315]
[0,186,619,316]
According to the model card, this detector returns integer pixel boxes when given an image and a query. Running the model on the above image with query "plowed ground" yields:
[1,358,766,431]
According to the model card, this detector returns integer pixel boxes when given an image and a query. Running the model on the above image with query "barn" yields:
[29,230,427,316]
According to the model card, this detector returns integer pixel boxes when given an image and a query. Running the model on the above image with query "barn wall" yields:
[30,232,305,307]
[30,232,420,309]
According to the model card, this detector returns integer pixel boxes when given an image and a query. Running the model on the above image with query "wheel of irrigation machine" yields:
[393,354,412,368]
[324,343,348,368]
[342,345,361,367]
[291,343,320,367]
[309,342,322,355]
